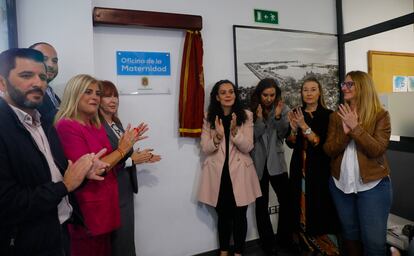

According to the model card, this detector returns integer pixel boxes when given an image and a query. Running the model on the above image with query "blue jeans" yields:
[329,176,392,256]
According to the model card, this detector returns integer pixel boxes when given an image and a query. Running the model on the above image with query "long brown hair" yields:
[250,78,281,122]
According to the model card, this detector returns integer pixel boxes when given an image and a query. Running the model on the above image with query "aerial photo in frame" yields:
[234,26,339,110]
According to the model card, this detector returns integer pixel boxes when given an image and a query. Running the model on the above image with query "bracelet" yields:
[117,148,125,158]
[303,127,312,135]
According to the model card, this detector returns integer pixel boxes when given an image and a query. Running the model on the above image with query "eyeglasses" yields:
[340,81,355,89]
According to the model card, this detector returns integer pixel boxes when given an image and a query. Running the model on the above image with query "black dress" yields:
[215,114,248,254]
[217,114,235,209]
[287,105,340,255]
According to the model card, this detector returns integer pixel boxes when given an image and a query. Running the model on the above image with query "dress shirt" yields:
[9,104,72,223]
[333,140,381,194]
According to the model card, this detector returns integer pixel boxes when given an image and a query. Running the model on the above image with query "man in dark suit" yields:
[29,42,61,125]
[0,48,106,256]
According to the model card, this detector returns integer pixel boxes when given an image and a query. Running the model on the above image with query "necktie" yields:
[46,86,60,108]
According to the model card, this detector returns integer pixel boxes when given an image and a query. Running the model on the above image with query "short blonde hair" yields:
[55,74,101,127]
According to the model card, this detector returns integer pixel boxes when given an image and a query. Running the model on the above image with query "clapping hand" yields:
[131,148,161,164]
[118,124,137,152]
[87,148,109,181]
[134,122,149,141]
[118,123,148,153]
[147,153,161,163]
[230,113,238,137]
[294,107,307,130]
[275,100,284,119]
[214,116,224,139]
[63,153,94,192]
[256,104,263,119]
[288,107,308,131]
[337,103,358,134]
[287,110,298,132]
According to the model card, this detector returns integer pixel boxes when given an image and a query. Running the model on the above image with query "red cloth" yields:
[179,30,205,137]
[68,225,111,256]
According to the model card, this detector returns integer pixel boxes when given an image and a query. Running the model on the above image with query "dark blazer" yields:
[0,98,82,256]
[103,121,138,193]
[37,86,60,126]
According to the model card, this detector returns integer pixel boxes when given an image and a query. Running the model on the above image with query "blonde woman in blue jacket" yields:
[250,78,291,255]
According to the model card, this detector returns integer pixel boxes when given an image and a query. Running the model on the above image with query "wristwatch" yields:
[303,127,312,135]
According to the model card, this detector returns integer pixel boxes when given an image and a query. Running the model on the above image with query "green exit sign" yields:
[254,9,278,25]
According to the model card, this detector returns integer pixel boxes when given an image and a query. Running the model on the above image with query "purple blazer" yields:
[198,110,262,207]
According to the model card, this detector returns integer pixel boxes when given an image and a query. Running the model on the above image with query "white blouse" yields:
[333,140,381,194]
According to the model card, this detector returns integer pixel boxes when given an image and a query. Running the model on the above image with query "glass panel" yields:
[0,0,9,52]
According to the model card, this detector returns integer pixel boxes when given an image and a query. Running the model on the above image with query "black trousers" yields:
[61,222,70,256]
[255,170,290,251]
[215,205,248,254]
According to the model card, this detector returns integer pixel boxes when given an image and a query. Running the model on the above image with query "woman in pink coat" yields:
[198,80,262,256]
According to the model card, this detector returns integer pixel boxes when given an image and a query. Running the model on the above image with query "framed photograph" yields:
[392,75,408,92]
[368,50,414,94]
[0,0,18,52]
[233,25,339,109]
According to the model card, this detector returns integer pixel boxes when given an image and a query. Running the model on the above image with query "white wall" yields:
[92,0,336,90]
[16,0,95,96]
[342,0,414,72]
[16,0,336,255]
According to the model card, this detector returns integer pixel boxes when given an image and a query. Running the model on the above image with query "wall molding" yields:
[93,7,202,30]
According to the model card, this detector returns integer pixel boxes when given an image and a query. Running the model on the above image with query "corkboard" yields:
[368,50,414,93]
